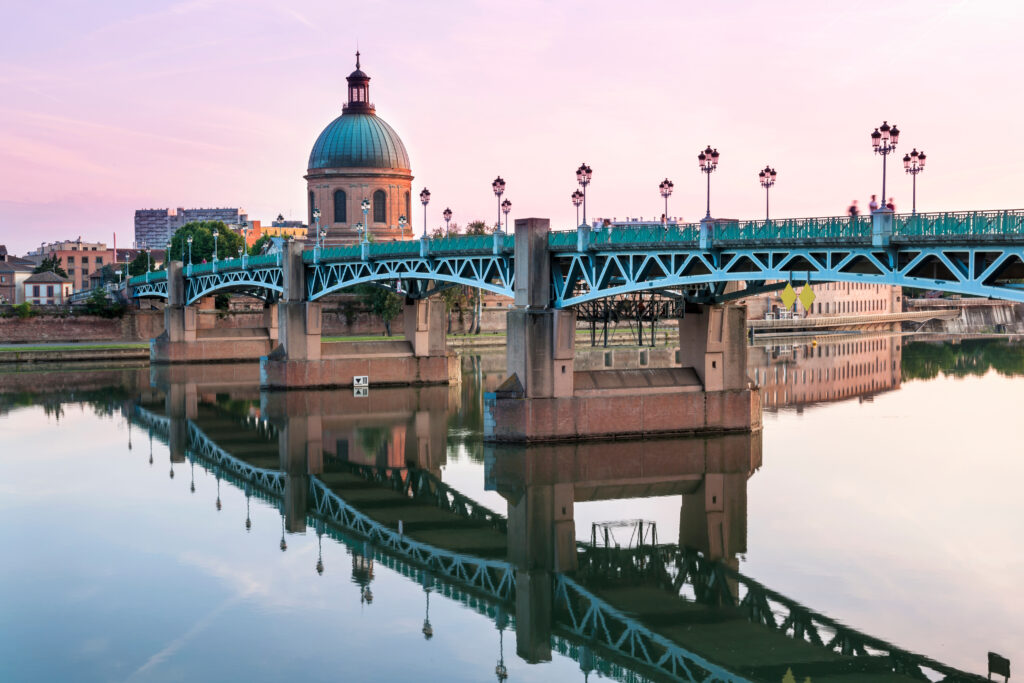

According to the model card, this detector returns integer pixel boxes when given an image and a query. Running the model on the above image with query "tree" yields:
[127,251,154,277]
[249,234,272,256]
[83,289,124,318]
[167,221,245,266]
[363,286,404,336]
[33,255,68,278]
[465,220,495,236]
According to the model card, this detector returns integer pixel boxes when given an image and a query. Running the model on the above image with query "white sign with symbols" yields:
[353,376,369,387]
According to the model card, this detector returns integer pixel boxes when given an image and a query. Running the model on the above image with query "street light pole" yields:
[360,199,371,243]
[312,208,321,250]
[697,146,719,219]
[443,208,452,236]
[398,215,407,237]
[576,164,592,225]
[186,235,193,275]
[491,177,505,233]
[419,189,431,238]
[658,178,674,228]
[501,199,511,233]
[571,190,583,227]
[758,166,777,221]
[871,121,899,206]
[903,149,926,215]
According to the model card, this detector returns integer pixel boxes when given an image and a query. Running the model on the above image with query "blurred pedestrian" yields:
[869,195,879,213]
[848,200,859,218]
[886,197,896,211]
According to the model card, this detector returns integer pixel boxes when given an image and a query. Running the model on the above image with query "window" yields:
[46,285,54,297]
[67,256,75,264]
[333,189,347,223]
[32,285,40,297]
[373,189,386,223]
[96,257,103,265]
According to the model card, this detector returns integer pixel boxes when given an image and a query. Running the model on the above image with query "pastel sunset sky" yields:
[1,0,1021,254]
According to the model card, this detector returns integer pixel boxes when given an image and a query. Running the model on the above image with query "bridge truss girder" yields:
[184,268,284,306]
[552,245,1024,307]
[131,279,168,300]
[305,254,515,301]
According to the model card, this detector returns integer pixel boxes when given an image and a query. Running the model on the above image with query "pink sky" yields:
[1,0,1022,254]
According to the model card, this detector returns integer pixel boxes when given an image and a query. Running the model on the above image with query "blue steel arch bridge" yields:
[129,209,1024,307]
[129,399,993,683]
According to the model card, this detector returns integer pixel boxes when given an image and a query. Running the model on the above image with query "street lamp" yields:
[870,120,899,208]
[442,207,452,236]
[312,208,321,248]
[491,176,505,233]
[212,228,219,262]
[903,149,926,214]
[145,248,151,282]
[758,166,777,221]
[501,198,511,232]
[398,214,407,236]
[355,221,365,242]
[658,178,674,227]
[186,235,193,275]
[697,146,720,219]
[576,163,593,225]
[571,190,584,227]
[419,188,431,238]
[361,198,371,242]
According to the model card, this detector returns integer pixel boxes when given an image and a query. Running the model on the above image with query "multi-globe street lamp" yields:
[903,149,926,215]
[398,214,407,236]
[658,178,674,227]
[501,198,511,232]
[360,199,371,242]
[491,177,505,233]
[419,188,431,238]
[870,121,900,207]
[697,146,720,219]
[312,208,322,248]
[758,166,777,220]
[212,228,219,263]
[443,207,452,236]
[186,235,193,274]
[576,163,593,225]
[571,190,584,227]
[145,248,152,281]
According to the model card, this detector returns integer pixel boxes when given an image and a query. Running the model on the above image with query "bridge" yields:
[125,379,994,683]
[127,208,1023,442]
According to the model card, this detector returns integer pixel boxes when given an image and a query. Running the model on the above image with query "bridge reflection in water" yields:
[118,353,994,683]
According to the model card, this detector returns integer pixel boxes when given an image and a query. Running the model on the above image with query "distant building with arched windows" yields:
[305,53,414,244]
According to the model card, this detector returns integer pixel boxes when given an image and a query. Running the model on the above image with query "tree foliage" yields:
[83,289,124,318]
[167,221,245,265]
[127,251,154,276]
[33,255,68,278]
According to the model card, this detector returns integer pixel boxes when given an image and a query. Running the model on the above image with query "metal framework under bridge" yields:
[131,404,991,683]
[129,209,1024,307]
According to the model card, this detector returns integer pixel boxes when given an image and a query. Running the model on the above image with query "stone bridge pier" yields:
[485,217,761,442]
[151,261,277,364]
[260,242,459,389]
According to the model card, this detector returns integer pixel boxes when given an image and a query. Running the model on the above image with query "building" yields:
[306,53,414,245]
[236,219,308,248]
[134,207,247,249]
[0,246,36,304]
[742,282,902,319]
[24,240,152,292]
[23,271,72,305]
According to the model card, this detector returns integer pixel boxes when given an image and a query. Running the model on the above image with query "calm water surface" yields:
[1,335,1021,682]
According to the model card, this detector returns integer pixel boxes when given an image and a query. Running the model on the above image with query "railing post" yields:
[872,208,893,247]
[360,242,370,261]
[493,230,504,255]
[576,224,591,252]
[699,217,715,250]
[420,237,430,258]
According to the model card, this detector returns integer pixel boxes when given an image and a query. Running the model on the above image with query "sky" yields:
[1,0,1022,254]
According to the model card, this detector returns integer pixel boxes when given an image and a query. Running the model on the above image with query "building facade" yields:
[0,247,35,304]
[306,53,414,245]
[238,219,308,248]
[23,271,72,305]
[743,282,902,319]
[134,207,246,249]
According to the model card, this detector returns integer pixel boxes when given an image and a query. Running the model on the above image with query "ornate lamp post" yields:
[212,228,219,262]
[312,208,322,249]
[360,199,371,242]
[758,166,777,220]
[315,522,325,576]
[571,190,584,227]
[398,214,407,237]
[419,188,431,238]
[697,146,720,219]
[186,235,193,275]
[236,247,243,264]
[443,207,452,236]
[658,178,674,227]
[491,177,505,233]
[576,163,593,225]
[145,248,151,282]
[903,149,926,214]
[354,221,364,242]
[501,198,511,232]
[870,120,899,207]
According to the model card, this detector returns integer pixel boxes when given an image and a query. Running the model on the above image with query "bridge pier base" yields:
[485,218,761,442]
[151,261,275,364]
[261,243,458,388]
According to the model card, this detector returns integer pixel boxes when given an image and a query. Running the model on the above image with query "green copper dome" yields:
[308,113,411,171]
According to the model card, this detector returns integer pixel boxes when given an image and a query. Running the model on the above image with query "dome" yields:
[307,113,411,171]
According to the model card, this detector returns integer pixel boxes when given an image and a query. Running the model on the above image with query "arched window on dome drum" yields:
[333,190,347,223]
[373,190,387,224]
[308,191,316,227]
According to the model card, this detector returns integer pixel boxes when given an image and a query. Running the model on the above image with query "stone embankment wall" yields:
[915,304,1024,334]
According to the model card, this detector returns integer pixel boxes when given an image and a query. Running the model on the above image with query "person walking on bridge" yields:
[848,200,860,218]
[869,194,879,213]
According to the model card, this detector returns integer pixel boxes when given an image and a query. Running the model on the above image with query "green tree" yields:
[83,289,124,318]
[249,234,272,256]
[167,221,245,266]
[127,251,154,277]
[363,286,404,336]
[33,255,68,278]
[465,220,495,236]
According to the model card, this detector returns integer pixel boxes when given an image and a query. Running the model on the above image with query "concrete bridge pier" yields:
[151,261,276,364]
[485,217,762,442]
[280,414,322,533]
[165,380,197,464]
[261,242,458,388]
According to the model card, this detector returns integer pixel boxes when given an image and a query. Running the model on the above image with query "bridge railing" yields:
[716,215,873,241]
[893,209,1024,238]
[127,270,168,287]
